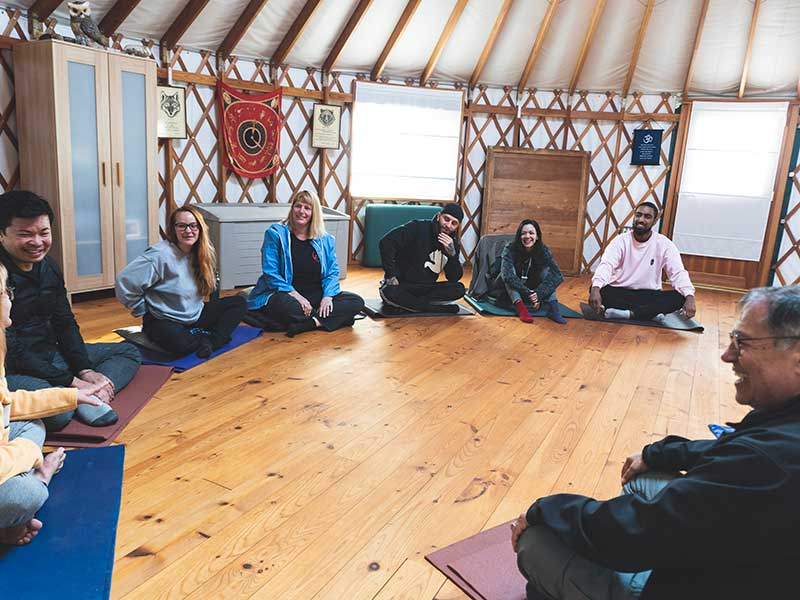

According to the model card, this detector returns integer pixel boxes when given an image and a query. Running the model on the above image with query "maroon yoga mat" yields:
[425,521,526,600]
[44,365,174,448]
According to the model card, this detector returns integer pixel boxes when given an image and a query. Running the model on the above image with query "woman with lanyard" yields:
[246,190,364,337]
[500,219,566,324]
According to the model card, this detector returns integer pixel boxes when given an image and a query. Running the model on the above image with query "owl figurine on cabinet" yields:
[68,1,108,48]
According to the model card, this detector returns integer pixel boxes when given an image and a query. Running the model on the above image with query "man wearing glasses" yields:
[0,191,141,429]
[512,285,800,599]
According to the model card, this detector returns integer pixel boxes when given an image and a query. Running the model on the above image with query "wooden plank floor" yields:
[68,266,747,600]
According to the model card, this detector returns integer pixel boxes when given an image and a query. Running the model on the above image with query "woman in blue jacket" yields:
[247,190,364,337]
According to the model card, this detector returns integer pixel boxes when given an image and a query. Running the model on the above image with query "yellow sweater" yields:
[0,375,77,486]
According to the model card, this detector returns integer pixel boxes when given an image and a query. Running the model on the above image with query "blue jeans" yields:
[0,420,49,528]
[6,342,141,431]
[517,472,674,600]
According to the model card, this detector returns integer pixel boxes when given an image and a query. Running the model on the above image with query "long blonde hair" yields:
[284,190,326,239]
[166,206,217,296]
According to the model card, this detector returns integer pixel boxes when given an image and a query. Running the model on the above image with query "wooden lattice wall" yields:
[773,128,800,286]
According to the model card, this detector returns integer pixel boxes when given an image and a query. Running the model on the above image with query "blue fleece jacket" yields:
[247,223,340,310]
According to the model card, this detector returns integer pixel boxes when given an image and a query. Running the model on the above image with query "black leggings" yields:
[143,295,247,356]
[599,286,685,321]
[263,290,364,332]
[381,281,465,311]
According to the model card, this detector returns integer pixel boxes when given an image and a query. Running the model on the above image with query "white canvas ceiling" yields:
[11,0,800,96]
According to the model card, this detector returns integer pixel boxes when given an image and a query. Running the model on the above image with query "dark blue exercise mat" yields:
[0,445,125,600]
[580,303,704,332]
[122,325,263,372]
[464,294,583,319]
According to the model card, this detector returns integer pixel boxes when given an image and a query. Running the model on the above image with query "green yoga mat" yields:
[464,294,582,319]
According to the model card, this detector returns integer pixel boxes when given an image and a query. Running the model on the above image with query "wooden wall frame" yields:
[481,147,589,275]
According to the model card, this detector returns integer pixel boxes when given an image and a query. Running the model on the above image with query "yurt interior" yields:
[0,0,799,598]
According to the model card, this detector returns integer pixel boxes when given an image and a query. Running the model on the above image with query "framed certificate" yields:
[157,85,187,139]
[311,103,341,149]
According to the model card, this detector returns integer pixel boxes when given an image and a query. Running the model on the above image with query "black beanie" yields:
[440,203,464,222]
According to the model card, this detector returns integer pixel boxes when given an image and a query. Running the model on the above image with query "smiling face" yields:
[172,211,200,253]
[722,300,800,411]
[0,215,52,271]
[291,198,313,234]
[632,205,657,238]
[520,223,538,250]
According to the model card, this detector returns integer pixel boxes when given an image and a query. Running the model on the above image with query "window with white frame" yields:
[349,81,463,202]
[672,101,788,261]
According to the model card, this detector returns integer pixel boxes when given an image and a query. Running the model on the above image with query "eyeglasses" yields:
[728,331,800,355]
[174,223,199,232]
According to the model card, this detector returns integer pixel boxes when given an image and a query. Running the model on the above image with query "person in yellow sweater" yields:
[0,263,105,546]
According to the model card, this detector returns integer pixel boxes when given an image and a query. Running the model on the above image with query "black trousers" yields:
[599,286,685,321]
[381,281,465,311]
[143,295,247,356]
[264,290,364,332]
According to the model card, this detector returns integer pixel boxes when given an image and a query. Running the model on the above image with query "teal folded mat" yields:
[464,294,582,319]
[0,445,125,599]
[362,204,442,266]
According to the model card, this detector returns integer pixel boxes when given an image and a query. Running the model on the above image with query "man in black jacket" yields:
[378,204,466,313]
[512,285,800,600]
[0,191,141,430]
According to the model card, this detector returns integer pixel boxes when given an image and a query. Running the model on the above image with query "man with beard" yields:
[588,202,695,322]
[378,204,465,313]
[512,285,800,599]
[0,191,141,430]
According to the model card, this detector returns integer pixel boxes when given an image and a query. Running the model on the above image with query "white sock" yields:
[604,308,632,320]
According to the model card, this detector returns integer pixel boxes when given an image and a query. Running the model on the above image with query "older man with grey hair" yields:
[512,285,800,600]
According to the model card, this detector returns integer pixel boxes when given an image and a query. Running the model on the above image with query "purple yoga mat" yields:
[44,365,174,448]
[425,521,526,600]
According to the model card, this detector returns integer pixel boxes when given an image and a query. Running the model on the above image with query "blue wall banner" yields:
[631,129,663,165]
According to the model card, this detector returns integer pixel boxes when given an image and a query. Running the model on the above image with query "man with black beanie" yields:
[378,203,466,313]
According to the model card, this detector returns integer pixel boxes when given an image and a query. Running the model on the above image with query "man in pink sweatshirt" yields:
[589,202,696,321]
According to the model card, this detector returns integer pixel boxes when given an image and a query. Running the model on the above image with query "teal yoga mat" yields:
[0,445,125,599]
[464,294,582,319]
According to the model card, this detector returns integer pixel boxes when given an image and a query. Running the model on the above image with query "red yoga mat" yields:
[44,365,174,448]
[425,521,526,600]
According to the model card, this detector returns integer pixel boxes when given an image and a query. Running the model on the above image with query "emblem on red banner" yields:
[217,80,282,178]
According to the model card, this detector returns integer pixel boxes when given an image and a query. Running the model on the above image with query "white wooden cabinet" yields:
[14,40,158,293]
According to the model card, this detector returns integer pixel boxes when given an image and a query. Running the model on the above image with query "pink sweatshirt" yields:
[591,231,695,297]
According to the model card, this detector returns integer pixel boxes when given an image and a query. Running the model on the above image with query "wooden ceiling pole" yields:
[161,0,212,50]
[682,0,710,98]
[420,0,468,86]
[271,0,324,67]
[621,0,654,99]
[738,0,762,98]
[99,0,143,37]
[469,0,513,89]
[517,0,559,91]
[371,0,421,80]
[218,0,272,60]
[568,0,607,97]
[323,0,374,73]
[28,0,62,22]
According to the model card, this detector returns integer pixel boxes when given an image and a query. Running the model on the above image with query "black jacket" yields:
[526,399,800,599]
[379,217,463,284]
[0,246,92,386]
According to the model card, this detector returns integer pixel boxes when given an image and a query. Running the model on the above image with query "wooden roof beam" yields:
[371,0,421,81]
[738,0,761,98]
[517,0,559,91]
[323,0,373,73]
[218,0,271,60]
[568,0,607,97]
[99,0,143,37]
[420,0,468,86]
[29,0,66,22]
[682,0,710,98]
[161,0,212,50]
[621,0,654,98]
[272,0,324,67]
[470,0,513,89]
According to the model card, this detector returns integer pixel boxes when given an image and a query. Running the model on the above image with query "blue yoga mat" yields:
[140,325,262,372]
[0,445,125,600]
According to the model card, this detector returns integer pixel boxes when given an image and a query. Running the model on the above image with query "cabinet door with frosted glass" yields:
[107,54,158,273]
[55,44,115,291]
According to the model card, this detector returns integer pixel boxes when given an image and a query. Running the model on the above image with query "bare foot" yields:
[34,447,65,486]
[0,518,42,545]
